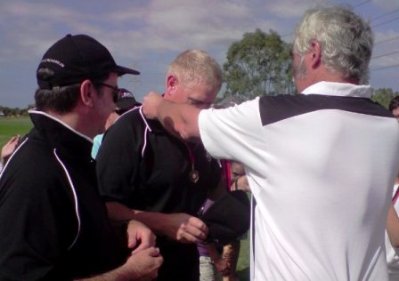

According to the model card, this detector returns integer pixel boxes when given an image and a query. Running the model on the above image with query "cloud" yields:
[370,27,399,69]
[93,0,283,70]
[264,0,329,18]
[372,0,399,11]
[0,2,91,61]
[0,0,398,107]
[106,0,277,53]
[0,0,288,64]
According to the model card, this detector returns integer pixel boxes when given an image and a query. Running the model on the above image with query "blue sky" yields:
[0,0,398,107]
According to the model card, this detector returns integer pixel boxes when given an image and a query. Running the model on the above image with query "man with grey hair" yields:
[142,6,399,281]
[96,49,224,281]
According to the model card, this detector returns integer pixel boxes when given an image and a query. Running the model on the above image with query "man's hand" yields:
[122,247,163,281]
[163,213,208,243]
[126,220,156,254]
[142,92,163,119]
[1,135,20,164]
[74,247,163,281]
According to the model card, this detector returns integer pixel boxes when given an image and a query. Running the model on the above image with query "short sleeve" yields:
[199,97,263,162]
[96,111,142,206]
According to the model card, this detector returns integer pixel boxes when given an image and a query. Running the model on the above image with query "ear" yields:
[165,75,178,97]
[80,80,95,107]
[309,40,322,68]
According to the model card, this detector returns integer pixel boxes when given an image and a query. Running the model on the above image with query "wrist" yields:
[134,211,167,235]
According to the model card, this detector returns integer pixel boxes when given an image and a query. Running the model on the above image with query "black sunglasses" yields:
[95,82,122,103]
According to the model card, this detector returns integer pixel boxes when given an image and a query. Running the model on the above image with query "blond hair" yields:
[167,49,222,92]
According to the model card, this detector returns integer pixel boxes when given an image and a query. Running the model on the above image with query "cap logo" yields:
[41,58,64,68]
[120,89,135,98]
[37,34,139,89]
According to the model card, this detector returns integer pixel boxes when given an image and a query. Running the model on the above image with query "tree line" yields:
[1,29,397,116]
[0,105,34,117]
[219,28,399,108]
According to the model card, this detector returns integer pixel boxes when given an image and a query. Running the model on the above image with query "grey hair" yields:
[167,49,223,92]
[293,6,373,84]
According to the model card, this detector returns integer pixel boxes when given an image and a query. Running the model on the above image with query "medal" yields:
[189,169,200,183]
[185,142,200,184]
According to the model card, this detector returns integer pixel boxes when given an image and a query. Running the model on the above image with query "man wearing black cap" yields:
[0,34,162,281]
[91,88,140,159]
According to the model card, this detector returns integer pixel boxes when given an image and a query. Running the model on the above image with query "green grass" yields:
[237,237,250,281]
[0,116,32,147]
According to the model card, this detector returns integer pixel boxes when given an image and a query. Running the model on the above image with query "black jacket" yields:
[96,107,222,281]
[0,111,127,281]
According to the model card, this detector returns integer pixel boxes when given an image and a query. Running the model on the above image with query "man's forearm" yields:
[133,211,170,236]
[143,92,202,140]
[387,204,399,248]
[157,100,201,140]
[74,263,132,281]
[106,202,136,222]
[106,202,168,236]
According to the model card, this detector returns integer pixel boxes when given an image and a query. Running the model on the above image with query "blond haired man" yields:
[97,49,223,281]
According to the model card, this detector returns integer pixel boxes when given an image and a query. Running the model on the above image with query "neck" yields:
[46,110,96,139]
[300,67,360,92]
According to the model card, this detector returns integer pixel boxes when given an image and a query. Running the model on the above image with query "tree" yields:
[223,29,294,101]
[371,88,398,109]
[0,105,30,117]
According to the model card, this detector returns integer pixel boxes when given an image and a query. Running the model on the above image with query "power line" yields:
[279,1,395,39]
[375,35,399,46]
[332,0,372,8]
[353,0,372,8]
[372,63,399,71]
[372,15,399,28]
[372,50,399,59]
[371,8,399,21]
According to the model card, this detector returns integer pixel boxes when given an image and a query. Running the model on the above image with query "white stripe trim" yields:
[0,137,29,179]
[141,127,149,158]
[139,106,151,158]
[138,106,152,132]
[29,110,93,143]
[53,149,81,250]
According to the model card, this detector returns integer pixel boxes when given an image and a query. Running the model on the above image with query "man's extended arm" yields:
[75,247,163,281]
[106,202,208,244]
[387,203,399,248]
[142,92,201,140]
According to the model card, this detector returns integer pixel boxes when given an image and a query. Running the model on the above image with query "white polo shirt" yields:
[199,82,399,281]
[386,184,399,281]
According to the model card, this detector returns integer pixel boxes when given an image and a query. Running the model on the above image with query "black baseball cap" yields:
[115,88,141,115]
[37,34,140,89]
[200,190,250,245]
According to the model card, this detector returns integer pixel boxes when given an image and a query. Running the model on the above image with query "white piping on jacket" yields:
[0,137,29,179]
[53,149,81,250]
[139,106,152,158]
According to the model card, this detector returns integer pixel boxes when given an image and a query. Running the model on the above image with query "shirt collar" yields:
[301,81,372,98]
[29,110,93,143]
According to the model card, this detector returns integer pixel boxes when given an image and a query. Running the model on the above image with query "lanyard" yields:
[185,142,199,183]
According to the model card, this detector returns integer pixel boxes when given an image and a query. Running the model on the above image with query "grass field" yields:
[236,237,250,280]
[0,116,33,147]
[0,116,250,280]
